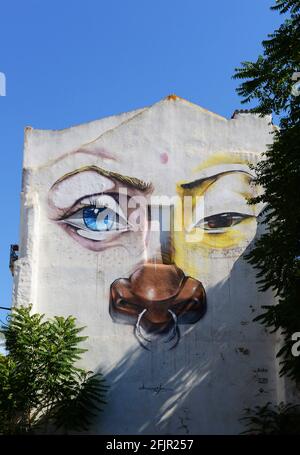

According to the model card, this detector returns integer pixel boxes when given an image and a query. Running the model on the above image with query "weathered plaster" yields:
[13,96,288,434]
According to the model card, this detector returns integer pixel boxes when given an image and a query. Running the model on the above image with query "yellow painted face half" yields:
[172,170,258,276]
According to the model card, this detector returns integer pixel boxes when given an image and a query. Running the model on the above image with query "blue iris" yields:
[83,206,114,231]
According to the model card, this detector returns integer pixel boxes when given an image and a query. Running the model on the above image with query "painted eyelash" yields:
[86,194,112,207]
[87,195,101,206]
[57,192,124,221]
[198,212,253,233]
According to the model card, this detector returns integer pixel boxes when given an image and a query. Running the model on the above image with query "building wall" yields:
[13,96,285,434]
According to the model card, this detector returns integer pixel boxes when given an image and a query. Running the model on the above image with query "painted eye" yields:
[59,195,130,241]
[197,212,251,233]
[83,206,115,231]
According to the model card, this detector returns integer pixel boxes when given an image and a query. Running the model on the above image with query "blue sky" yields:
[0,0,283,323]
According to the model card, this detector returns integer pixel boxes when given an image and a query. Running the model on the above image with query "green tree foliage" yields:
[233,0,300,382]
[241,402,300,435]
[0,306,107,434]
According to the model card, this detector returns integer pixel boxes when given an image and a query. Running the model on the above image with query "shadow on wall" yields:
[91,233,278,435]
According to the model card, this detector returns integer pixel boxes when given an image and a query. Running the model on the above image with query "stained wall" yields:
[13,96,285,434]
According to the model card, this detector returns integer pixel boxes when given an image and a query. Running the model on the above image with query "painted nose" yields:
[130,263,185,302]
[109,263,206,335]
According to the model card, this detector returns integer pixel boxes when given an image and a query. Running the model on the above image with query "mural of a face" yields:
[46,100,264,351]
[16,96,278,434]
[48,164,208,349]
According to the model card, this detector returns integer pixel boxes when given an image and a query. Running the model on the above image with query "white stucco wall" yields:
[13,96,287,434]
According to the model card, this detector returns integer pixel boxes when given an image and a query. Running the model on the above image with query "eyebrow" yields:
[39,147,117,170]
[181,169,253,189]
[52,165,153,192]
[192,152,254,172]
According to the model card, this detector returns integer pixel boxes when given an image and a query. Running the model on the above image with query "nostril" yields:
[173,296,206,324]
[116,299,140,311]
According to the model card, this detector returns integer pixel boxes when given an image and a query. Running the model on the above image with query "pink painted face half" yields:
[48,166,153,252]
